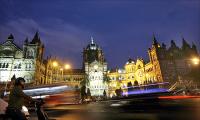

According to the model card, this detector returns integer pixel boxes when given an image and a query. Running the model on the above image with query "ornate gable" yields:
[0,35,23,57]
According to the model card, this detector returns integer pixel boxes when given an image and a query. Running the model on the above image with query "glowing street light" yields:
[64,64,71,70]
[52,61,59,83]
[52,61,58,67]
[64,64,71,82]
[191,57,200,65]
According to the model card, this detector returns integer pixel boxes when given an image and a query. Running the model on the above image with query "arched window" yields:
[31,50,34,57]
[26,51,30,57]
[138,65,141,69]
[24,75,32,83]
[2,63,5,68]
[18,63,21,69]
[134,80,139,86]
[14,63,18,69]
[29,50,33,57]
[27,49,34,58]
[29,63,31,68]
[6,63,9,68]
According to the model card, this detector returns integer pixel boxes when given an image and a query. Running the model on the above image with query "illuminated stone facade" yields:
[107,68,126,97]
[83,38,108,96]
[1,32,198,95]
[107,35,199,97]
[148,36,199,85]
[0,33,46,84]
[43,57,85,87]
[63,69,85,87]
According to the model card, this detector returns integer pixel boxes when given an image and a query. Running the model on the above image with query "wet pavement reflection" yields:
[30,98,200,120]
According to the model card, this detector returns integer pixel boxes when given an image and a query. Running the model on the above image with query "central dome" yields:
[86,37,100,50]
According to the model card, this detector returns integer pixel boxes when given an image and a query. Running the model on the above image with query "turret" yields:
[30,31,41,44]
[182,38,191,50]
[191,42,198,55]
[152,34,159,46]
[7,34,14,42]
[170,40,177,48]
[24,37,29,45]
[83,37,105,64]
[161,43,166,50]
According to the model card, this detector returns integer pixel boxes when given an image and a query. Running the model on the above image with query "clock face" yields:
[94,65,98,69]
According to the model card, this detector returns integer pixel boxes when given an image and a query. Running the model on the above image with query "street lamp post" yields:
[52,61,58,83]
[60,68,63,81]
[64,64,71,82]
[52,61,71,83]
[190,57,200,88]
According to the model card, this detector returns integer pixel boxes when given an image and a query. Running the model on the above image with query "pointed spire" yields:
[170,40,177,48]
[192,42,196,48]
[91,36,94,44]
[7,34,14,41]
[34,31,39,39]
[192,42,198,53]
[127,57,134,64]
[31,31,41,44]
[182,37,190,50]
[152,33,158,45]
[162,43,166,49]
[24,37,29,44]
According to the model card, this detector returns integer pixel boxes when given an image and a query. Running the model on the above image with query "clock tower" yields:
[83,37,108,96]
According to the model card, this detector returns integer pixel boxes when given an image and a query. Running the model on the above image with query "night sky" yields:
[0,0,200,68]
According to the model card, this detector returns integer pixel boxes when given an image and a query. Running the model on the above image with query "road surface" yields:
[29,97,200,120]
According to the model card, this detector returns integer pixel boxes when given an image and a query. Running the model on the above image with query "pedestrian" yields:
[6,77,35,120]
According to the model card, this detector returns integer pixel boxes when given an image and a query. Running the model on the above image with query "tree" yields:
[87,88,91,97]
[80,85,87,101]
[80,74,89,102]
[115,87,123,97]
[103,73,111,84]
[80,74,89,87]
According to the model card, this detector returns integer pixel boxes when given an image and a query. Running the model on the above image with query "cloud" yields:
[0,18,93,67]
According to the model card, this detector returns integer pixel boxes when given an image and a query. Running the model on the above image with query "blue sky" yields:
[0,0,200,68]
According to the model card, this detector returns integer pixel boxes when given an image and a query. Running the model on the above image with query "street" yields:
[29,97,200,120]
